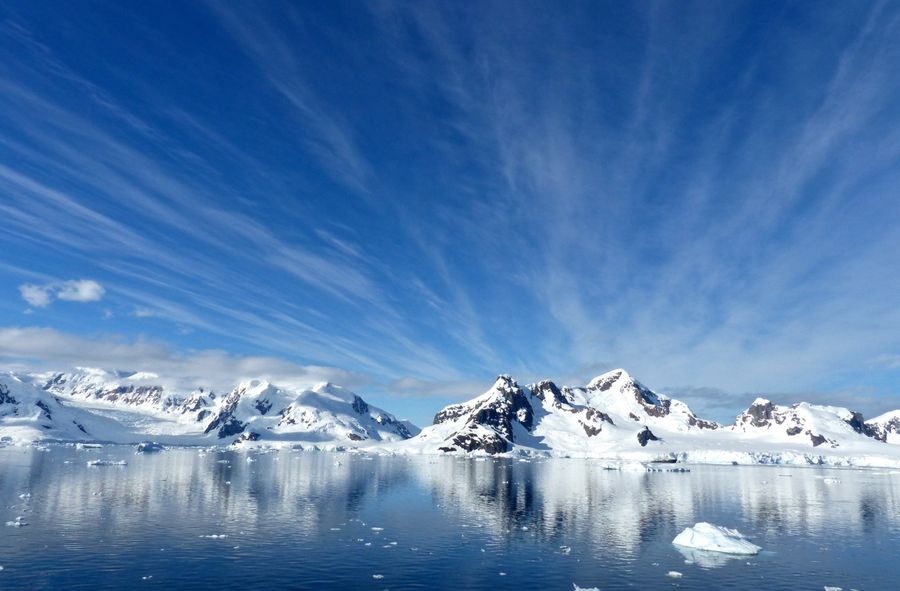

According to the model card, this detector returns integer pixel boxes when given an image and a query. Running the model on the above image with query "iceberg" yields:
[672,522,761,555]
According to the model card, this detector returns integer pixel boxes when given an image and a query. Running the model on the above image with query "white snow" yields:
[672,522,761,555]
[4,366,900,468]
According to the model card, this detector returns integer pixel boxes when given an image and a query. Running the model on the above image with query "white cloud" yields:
[0,326,368,393]
[56,279,105,303]
[18,279,104,308]
[19,284,52,307]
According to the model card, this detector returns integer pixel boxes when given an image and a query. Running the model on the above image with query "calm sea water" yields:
[1,446,898,590]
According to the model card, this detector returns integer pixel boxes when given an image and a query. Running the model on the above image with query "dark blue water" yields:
[1,447,898,590]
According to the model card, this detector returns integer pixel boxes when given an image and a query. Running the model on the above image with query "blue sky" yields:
[1,1,899,426]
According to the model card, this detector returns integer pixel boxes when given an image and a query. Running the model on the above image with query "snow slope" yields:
[0,372,132,444]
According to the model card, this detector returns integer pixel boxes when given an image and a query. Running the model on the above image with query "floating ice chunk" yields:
[672,522,761,555]
[667,571,683,578]
[824,587,842,591]
[199,534,228,539]
[371,527,384,532]
[559,545,571,555]
[499,572,507,576]
[86,460,127,467]
[136,442,165,453]
[823,478,840,484]
[373,574,384,580]
[573,585,599,591]
[5,517,27,527]
[76,443,103,450]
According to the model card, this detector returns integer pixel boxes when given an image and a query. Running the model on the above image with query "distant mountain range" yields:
[2,367,898,467]
[0,368,415,448]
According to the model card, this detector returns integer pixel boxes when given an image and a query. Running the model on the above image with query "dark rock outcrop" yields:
[637,426,660,447]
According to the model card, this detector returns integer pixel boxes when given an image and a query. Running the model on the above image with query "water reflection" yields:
[1,447,898,589]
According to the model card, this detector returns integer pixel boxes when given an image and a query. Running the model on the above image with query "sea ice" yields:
[667,571,683,578]
[672,522,761,555]
[86,460,127,466]
[573,585,599,591]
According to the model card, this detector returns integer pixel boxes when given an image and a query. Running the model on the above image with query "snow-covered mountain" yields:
[0,369,416,447]
[3,366,899,467]
[374,369,900,467]
[42,368,216,421]
[0,372,130,443]
[733,398,886,447]
[200,379,416,444]
[398,370,717,456]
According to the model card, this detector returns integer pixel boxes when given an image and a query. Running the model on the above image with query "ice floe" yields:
[672,522,761,555]
[86,459,127,466]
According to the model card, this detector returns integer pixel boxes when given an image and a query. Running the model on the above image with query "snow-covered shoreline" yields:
[3,367,900,469]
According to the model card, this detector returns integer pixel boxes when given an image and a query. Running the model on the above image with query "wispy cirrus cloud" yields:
[1,2,899,427]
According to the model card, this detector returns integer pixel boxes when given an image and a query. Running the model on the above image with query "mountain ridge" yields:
[2,367,899,467]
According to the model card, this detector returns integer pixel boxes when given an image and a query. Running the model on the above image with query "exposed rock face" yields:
[532,380,569,407]
[637,426,660,447]
[352,396,369,415]
[0,383,17,406]
[844,411,886,442]
[867,412,900,442]
[739,399,776,428]
[204,388,245,438]
[445,376,534,453]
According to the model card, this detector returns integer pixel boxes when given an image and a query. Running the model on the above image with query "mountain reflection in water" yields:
[1,447,898,590]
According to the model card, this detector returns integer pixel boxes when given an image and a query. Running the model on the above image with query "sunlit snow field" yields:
[1,447,899,590]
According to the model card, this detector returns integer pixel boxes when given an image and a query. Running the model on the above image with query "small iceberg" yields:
[673,522,761,555]
[86,460,127,467]
[136,442,165,454]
